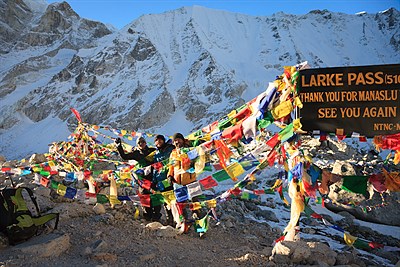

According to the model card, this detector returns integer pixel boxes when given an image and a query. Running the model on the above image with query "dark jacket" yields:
[117,145,156,194]
[153,143,175,191]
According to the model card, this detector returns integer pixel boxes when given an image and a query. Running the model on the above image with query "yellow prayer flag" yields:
[227,162,245,180]
[121,129,127,136]
[161,190,176,205]
[191,202,202,210]
[344,232,357,246]
[48,161,55,167]
[133,206,140,219]
[271,179,282,189]
[293,118,302,131]
[64,164,72,172]
[108,195,121,207]
[294,97,303,109]
[32,167,41,173]
[271,100,293,119]
[336,128,344,136]
[207,199,217,208]
[57,184,67,196]
[119,172,131,180]
[227,110,237,119]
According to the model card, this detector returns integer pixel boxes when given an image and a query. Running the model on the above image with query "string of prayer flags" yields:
[341,175,369,195]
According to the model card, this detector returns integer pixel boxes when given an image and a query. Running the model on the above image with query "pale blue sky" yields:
[47,0,400,29]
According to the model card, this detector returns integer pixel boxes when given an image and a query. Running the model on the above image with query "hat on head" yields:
[154,134,165,142]
[172,133,185,140]
[136,136,146,145]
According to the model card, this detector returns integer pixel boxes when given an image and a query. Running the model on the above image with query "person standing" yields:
[167,133,198,232]
[115,136,161,222]
[153,134,176,226]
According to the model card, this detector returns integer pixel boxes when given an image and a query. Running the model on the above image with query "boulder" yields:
[270,241,337,266]
[12,233,70,258]
[29,154,47,164]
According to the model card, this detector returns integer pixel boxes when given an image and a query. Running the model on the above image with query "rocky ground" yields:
[1,136,400,267]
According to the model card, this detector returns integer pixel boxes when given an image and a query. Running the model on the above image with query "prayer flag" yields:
[138,194,151,207]
[187,181,203,199]
[174,186,189,202]
[97,194,109,204]
[344,232,357,246]
[212,169,231,182]
[278,123,294,142]
[195,215,210,233]
[150,194,164,206]
[266,134,279,148]
[226,162,245,180]
[161,191,176,205]
[64,187,77,199]
[57,184,67,196]
[342,175,369,195]
[199,176,218,189]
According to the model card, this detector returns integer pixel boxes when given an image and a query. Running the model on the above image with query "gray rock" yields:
[12,233,70,258]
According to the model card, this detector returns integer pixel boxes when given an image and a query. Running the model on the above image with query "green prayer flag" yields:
[264,188,275,194]
[341,176,369,195]
[241,192,250,200]
[212,169,231,182]
[218,118,232,131]
[257,118,272,129]
[303,205,314,217]
[50,180,59,189]
[203,164,212,172]
[97,194,109,204]
[150,194,164,206]
[278,123,294,141]
[353,238,370,249]
[39,170,50,176]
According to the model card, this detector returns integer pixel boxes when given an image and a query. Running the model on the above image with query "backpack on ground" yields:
[0,186,59,245]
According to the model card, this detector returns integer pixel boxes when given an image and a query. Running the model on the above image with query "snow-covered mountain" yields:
[0,0,399,160]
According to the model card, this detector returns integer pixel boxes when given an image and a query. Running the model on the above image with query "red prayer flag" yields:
[311,213,323,219]
[275,235,285,243]
[70,108,82,122]
[199,176,218,189]
[221,122,243,143]
[40,177,49,187]
[230,188,241,196]
[369,242,384,249]
[266,134,280,148]
[234,106,252,121]
[138,194,151,207]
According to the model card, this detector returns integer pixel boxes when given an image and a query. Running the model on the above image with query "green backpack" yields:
[0,186,59,245]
